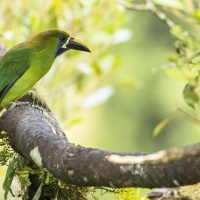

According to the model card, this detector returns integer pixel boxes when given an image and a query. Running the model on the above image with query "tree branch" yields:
[0,39,200,194]
[0,105,200,189]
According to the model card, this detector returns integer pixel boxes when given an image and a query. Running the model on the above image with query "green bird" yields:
[0,29,91,110]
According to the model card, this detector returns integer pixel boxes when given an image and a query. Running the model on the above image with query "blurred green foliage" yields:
[0,0,127,124]
[1,0,200,199]
[89,0,200,153]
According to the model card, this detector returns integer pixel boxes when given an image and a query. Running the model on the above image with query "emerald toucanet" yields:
[0,29,91,110]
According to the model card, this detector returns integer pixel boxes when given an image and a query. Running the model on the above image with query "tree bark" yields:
[0,105,200,189]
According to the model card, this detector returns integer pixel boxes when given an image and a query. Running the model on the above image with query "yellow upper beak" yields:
[66,36,92,53]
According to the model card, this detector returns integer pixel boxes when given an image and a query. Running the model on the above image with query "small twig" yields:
[119,0,192,38]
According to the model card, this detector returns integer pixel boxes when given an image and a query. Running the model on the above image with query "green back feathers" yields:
[0,29,70,104]
[0,47,31,101]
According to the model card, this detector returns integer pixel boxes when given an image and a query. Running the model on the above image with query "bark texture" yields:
[0,105,200,188]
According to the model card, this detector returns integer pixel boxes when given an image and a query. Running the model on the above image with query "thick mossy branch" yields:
[1,36,200,192]
[0,105,200,188]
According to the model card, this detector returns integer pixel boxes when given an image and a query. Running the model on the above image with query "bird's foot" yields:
[5,101,32,110]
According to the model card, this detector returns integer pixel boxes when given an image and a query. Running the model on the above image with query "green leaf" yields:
[1,131,7,136]
[117,188,145,200]
[3,157,16,200]
[45,173,50,184]
[32,183,43,200]
[153,112,177,136]
[121,75,135,88]
[165,68,185,81]
[183,83,199,108]
[193,10,200,21]
[67,116,83,129]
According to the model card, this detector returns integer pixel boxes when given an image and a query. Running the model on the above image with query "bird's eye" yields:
[60,35,66,42]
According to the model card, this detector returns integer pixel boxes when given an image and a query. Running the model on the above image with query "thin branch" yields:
[119,0,192,38]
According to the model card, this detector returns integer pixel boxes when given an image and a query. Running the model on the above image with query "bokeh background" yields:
[0,0,200,199]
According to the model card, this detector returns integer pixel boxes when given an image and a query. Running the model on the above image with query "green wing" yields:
[0,47,32,102]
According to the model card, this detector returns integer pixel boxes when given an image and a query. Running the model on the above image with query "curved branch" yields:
[1,39,200,190]
[0,105,200,188]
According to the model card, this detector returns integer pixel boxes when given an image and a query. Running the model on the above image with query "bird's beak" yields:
[66,36,92,53]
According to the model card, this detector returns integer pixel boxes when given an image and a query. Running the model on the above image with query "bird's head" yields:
[27,29,92,58]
